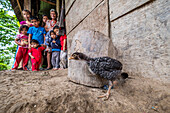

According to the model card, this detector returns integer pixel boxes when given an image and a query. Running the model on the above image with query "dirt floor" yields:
[0,69,169,113]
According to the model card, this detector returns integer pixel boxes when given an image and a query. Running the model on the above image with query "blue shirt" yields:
[27,26,46,44]
[48,35,61,52]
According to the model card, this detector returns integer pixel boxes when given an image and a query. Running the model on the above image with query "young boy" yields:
[27,16,46,69]
[27,16,46,48]
[28,39,46,71]
[49,30,61,70]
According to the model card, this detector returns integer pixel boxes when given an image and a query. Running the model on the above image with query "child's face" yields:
[21,28,27,35]
[31,42,39,48]
[51,32,56,39]
[31,19,39,27]
[43,16,48,23]
[23,11,30,21]
[54,28,59,35]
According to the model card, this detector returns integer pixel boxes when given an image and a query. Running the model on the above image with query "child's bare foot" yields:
[53,68,59,70]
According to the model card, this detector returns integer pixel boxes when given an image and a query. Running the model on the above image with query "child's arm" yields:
[43,34,46,44]
[15,38,21,46]
[28,34,32,49]
[63,39,66,52]
[28,49,35,59]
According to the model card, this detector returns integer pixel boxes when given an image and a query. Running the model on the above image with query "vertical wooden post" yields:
[56,0,60,18]
[24,0,31,11]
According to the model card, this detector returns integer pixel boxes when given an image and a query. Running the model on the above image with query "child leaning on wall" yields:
[28,40,46,71]
[11,25,29,71]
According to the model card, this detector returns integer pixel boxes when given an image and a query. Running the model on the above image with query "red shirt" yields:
[28,46,45,61]
[60,34,67,50]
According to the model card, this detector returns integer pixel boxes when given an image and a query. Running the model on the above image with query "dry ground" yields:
[0,69,169,113]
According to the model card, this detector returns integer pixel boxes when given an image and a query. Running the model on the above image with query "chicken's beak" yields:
[69,56,75,60]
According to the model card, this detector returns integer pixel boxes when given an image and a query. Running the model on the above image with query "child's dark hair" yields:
[30,16,39,21]
[41,14,48,27]
[30,39,39,44]
[23,9,32,17]
[19,25,29,33]
[53,25,60,30]
[42,14,48,18]
[50,30,56,36]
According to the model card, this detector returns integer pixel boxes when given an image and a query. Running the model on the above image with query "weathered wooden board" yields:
[110,0,170,83]
[66,0,104,33]
[65,0,75,15]
[109,0,150,21]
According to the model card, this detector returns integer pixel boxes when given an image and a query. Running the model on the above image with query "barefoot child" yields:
[11,25,29,70]
[49,30,61,70]
[28,40,46,71]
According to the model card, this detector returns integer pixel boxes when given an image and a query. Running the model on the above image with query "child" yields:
[60,34,67,69]
[11,25,29,70]
[41,14,49,28]
[53,26,67,69]
[27,16,46,47]
[20,9,33,27]
[28,39,46,71]
[49,30,61,70]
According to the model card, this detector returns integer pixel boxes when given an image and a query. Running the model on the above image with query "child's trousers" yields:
[31,58,41,71]
[12,47,29,70]
[60,50,67,69]
[51,51,60,68]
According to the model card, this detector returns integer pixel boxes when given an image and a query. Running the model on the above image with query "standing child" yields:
[53,26,67,69]
[28,40,46,71]
[11,25,29,70]
[27,16,46,47]
[60,34,67,69]
[49,30,61,70]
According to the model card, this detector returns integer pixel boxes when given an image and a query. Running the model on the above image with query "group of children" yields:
[11,9,67,71]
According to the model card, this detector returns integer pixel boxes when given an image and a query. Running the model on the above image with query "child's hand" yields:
[41,44,46,48]
[31,56,35,59]
[28,44,31,49]
[52,40,56,43]
[21,41,26,46]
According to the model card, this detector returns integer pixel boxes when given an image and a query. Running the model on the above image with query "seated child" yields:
[12,25,29,70]
[49,30,61,70]
[28,39,46,71]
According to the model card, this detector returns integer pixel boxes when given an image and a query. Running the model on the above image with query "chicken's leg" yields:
[98,80,117,99]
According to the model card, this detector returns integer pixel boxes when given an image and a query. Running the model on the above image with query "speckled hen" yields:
[69,52,128,99]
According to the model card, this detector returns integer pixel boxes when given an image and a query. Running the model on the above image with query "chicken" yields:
[69,52,128,99]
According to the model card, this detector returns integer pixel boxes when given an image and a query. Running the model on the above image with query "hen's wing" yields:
[87,57,122,80]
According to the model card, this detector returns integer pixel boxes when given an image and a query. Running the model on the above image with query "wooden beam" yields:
[41,0,56,6]
[56,0,60,17]
[24,0,31,11]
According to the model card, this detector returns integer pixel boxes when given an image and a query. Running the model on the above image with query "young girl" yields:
[41,14,49,28]
[28,39,46,71]
[20,9,33,27]
[11,25,29,70]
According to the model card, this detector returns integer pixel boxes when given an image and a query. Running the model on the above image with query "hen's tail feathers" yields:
[121,72,128,79]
